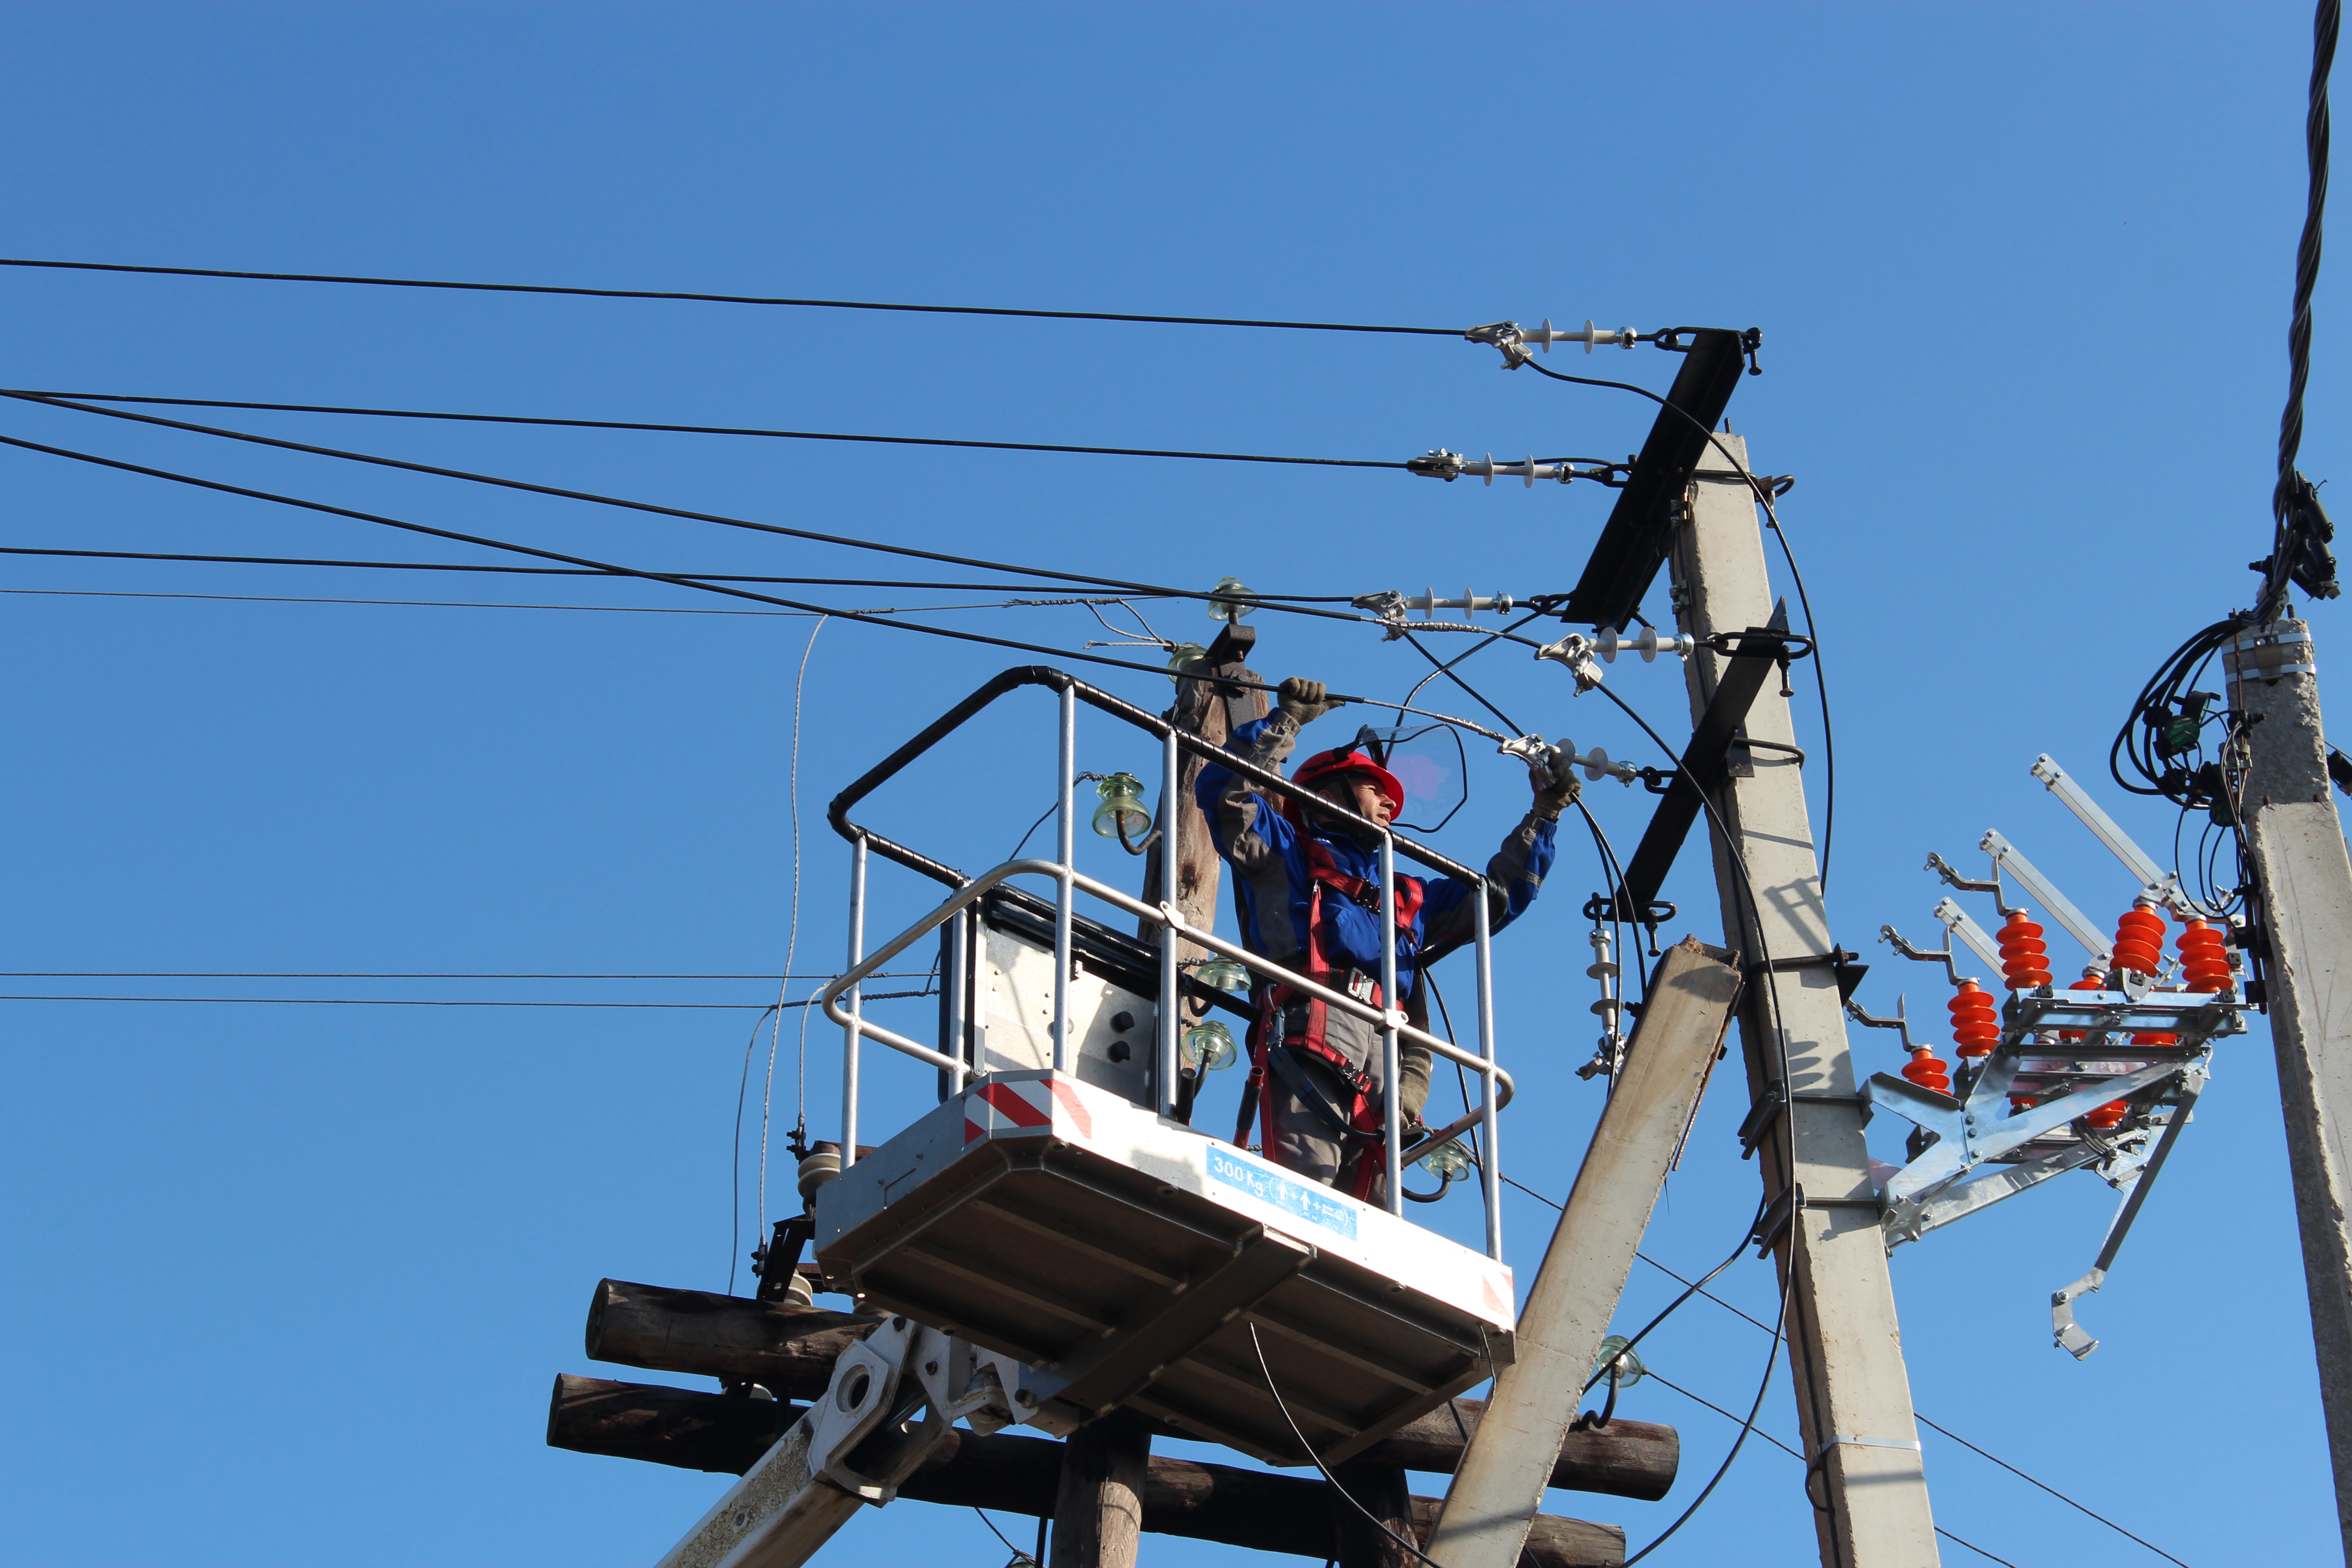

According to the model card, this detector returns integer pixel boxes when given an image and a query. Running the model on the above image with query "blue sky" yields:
[0,5,2335,1566]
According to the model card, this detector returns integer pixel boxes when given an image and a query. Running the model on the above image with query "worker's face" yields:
[1317,775,1396,828]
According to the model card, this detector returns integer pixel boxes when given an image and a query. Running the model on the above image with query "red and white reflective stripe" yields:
[961,1074,1094,1145]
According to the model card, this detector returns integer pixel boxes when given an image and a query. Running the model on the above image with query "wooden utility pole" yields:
[1429,937,1740,1568]
[1051,624,1267,1568]
[1667,435,1940,1564]
[2230,613,2352,1559]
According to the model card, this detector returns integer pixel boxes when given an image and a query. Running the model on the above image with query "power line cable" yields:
[0,426,1509,737]
[0,255,1465,335]
[0,544,1283,595]
[0,970,929,980]
[5,389,1416,470]
[1598,1197,2197,1568]
[0,388,1377,622]
[0,990,933,1009]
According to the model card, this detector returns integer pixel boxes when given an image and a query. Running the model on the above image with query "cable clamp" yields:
[1533,633,1604,692]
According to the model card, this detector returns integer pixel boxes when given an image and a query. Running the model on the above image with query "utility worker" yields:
[1196,676,1573,1200]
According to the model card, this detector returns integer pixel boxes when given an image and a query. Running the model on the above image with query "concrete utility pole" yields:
[2229,613,2352,1560]
[1667,435,1940,1565]
[1429,936,1740,1568]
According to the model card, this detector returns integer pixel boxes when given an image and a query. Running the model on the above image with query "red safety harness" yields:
[1234,837,1423,1200]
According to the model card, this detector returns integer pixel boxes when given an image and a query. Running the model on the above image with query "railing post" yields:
[1379,833,1403,1215]
[1158,721,1181,1117]
[1475,880,1502,1260]
[842,833,867,1170]
[1054,683,1076,1073]
[945,901,971,1097]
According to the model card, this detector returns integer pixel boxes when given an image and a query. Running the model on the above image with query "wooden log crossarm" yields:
[550,1377,1627,1568]
[560,1279,1682,1564]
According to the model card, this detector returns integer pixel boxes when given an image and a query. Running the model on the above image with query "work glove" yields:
[1529,752,1581,820]
[1277,676,1346,727]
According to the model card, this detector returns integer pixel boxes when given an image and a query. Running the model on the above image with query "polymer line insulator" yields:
[1949,980,2000,1058]
[2131,1029,2180,1048]
[1997,909,2053,990]
[2086,1100,2129,1131]
[1903,1046,1952,1095]
[2110,901,2168,979]
[2179,919,2234,993]
[2058,970,2102,1042]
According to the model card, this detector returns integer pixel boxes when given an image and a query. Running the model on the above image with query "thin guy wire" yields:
[5,388,1409,470]
[1642,1374,2019,1568]
[1613,1199,2193,1567]
[0,255,1464,334]
[763,615,827,1237]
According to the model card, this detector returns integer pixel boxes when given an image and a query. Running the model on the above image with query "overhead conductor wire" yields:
[0,427,1504,737]
[0,389,1419,471]
[0,255,1466,335]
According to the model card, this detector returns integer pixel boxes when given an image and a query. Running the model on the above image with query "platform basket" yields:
[812,1070,1516,1465]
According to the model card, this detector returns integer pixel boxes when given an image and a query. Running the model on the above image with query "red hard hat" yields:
[1281,746,1406,823]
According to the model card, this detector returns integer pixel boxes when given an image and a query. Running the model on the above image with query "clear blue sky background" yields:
[0,5,2335,1566]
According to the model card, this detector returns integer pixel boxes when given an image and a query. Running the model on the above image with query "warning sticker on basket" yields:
[1205,1145,1358,1240]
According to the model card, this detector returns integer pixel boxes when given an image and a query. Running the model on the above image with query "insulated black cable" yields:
[0,255,1465,335]
[730,1003,781,1296]
[0,429,1507,738]
[2278,0,2341,534]
[3,390,1412,471]
[1396,627,1523,735]
[1578,1196,1769,1400]
[0,389,1375,622]
[1614,1205,2196,1568]
[1246,1323,1448,1568]
[1519,356,1839,892]
[1617,1275,1791,1566]
[1573,675,1848,1562]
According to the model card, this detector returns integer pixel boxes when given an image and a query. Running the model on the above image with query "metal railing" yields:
[820,667,1510,1257]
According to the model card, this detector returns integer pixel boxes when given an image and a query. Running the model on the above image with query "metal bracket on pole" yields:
[652,1317,1014,1568]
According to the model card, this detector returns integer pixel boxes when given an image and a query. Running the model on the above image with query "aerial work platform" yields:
[814,1068,1515,1464]
[806,668,1521,1464]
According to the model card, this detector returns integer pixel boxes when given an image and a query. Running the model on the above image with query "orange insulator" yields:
[2085,1100,2129,1130]
[2131,1029,2180,1048]
[2009,1091,2038,1113]
[2111,903,2168,979]
[2178,919,2234,993]
[1997,910,2053,990]
[2059,971,2102,1042]
[1903,1047,1951,1095]
[1949,980,2001,1058]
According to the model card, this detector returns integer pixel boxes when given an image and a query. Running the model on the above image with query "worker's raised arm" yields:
[1419,756,1575,956]
[1193,677,1345,873]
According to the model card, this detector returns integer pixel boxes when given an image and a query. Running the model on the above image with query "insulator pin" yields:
[2178,919,2234,993]
[1997,909,2053,990]
[1948,979,2000,1058]
[2110,902,2168,980]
